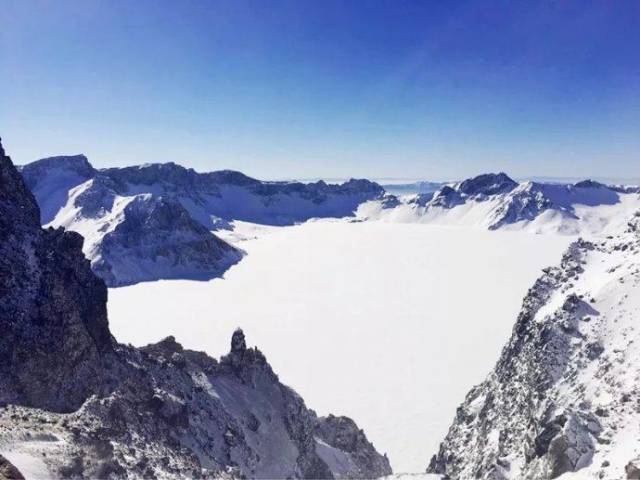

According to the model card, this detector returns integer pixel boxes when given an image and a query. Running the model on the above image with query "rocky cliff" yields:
[0,141,113,413]
[428,212,640,479]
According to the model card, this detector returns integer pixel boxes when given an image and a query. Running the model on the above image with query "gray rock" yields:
[0,454,25,479]
[427,236,615,479]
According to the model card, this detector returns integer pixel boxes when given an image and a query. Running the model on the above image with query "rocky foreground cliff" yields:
[428,211,640,478]
[0,138,391,479]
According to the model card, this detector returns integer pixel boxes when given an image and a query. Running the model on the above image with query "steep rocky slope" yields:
[0,147,113,413]
[359,173,640,235]
[428,211,640,479]
[86,193,242,287]
[21,156,383,286]
[0,138,391,479]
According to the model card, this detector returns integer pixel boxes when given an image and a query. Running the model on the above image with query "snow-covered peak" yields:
[20,154,95,183]
[20,155,96,224]
[457,172,518,196]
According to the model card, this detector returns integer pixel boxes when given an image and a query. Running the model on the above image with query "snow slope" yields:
[429,212,640,479]
[46,179,242,287]
[108,220,571,473]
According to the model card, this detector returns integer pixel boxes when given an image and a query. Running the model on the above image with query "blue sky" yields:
[1,0,639,180]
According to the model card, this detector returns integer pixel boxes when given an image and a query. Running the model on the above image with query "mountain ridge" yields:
[360,172,640,235]
[21,155,384,286]
[427,211,640,479]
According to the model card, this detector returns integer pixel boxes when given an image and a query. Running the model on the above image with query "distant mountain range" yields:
[360,173,640,236]
[18,155,640,287]
[19,155,384,286]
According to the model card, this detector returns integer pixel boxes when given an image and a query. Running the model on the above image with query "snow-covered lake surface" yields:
[108,220,571,473]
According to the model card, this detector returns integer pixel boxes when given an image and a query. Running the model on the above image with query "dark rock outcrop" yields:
[315,415,392,478]
[0,139,113,413]
[430,185,464,208]
[458,173,518,197]
[0,455,24,480]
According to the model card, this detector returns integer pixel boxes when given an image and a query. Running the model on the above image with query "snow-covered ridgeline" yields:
[359,173,640,236]
[20,156,384,286]
[21,156,385,229]
[428,211,640,479]
[20,157,640,290]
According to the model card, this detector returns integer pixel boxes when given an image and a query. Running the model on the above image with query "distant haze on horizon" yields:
[1,0,639,180]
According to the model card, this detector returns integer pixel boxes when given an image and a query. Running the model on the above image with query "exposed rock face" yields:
[457,172,518,197]
[91,195,242,287]
[429,185,463,208]
[20,155,383,286]
[488,182,554,229]
[0,455,24,480]
[428,213,640,479]
[0,138,390,478]
[315,415,392,478]
[380,194,401,209]
[0,140,113,413]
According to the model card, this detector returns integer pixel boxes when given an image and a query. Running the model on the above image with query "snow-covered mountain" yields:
[19,154,96,224]
[359,173,640,236]
[428,211,640,479]
[20,156,384,286]
[0,138,392,479]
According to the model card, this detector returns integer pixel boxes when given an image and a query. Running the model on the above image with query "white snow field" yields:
[108,220,571,473]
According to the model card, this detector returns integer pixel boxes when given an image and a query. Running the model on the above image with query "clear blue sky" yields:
[1,0,639,180]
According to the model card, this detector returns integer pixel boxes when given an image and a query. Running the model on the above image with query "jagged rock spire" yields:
[231,328,246,352]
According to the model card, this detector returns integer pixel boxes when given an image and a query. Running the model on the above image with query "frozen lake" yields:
[108,220,571,473]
